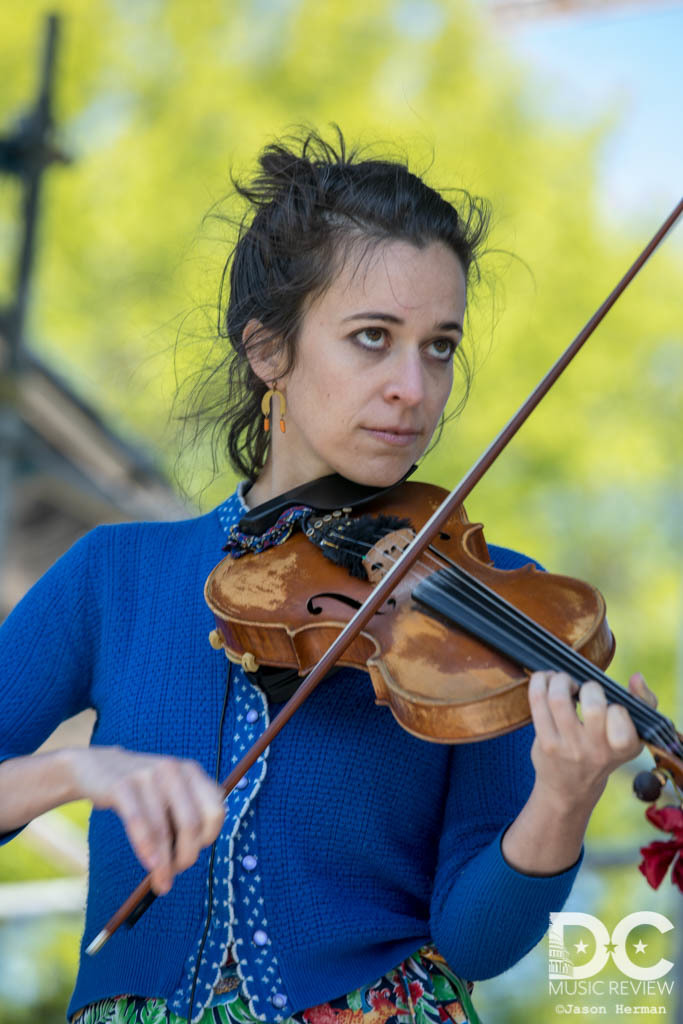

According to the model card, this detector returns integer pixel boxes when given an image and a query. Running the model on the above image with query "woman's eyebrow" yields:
[341,311,463,333]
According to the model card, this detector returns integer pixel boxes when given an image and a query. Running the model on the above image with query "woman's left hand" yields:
[528,670,658,812]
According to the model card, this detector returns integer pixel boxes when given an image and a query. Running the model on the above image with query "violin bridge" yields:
[364,528,415,584]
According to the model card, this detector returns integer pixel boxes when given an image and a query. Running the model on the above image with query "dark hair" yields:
[180,126,490,485]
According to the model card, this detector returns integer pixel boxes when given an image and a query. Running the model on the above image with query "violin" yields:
[86,198,683,955]
[204,472,683,771]
[206,479,620,745]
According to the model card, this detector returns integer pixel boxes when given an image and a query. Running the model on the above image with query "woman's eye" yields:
[354,327,386,349]
[352,328,457,360]
[428,337,458,361]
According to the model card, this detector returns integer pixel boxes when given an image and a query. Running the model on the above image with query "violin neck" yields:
[412,564,682,757]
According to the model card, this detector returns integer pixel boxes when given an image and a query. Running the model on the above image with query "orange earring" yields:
[261,385,286,433]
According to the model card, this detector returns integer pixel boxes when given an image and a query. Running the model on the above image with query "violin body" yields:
[205,482,615,743]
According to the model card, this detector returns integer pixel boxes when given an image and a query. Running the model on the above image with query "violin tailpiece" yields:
[304,512,412,580]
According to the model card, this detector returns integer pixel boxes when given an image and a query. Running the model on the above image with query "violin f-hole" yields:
[306,592,392,616]
[307,592,364,616]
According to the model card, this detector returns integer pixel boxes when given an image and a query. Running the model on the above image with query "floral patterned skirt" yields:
[72,944,479,1024]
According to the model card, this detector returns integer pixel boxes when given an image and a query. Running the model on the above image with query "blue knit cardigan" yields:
[0,487,582,1021]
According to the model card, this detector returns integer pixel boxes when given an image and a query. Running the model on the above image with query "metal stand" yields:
[0,14,70,607]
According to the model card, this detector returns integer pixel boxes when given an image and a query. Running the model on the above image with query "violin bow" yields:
[86,198,682,955]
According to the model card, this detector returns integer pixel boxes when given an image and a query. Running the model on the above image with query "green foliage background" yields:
[0,0,681,1020]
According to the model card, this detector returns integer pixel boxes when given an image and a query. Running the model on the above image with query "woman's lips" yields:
[362,427,421,447]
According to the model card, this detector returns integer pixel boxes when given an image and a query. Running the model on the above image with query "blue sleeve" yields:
[486,543,544,573]
[429,725,582,979]
[0,528,104,842]
[429,542,581,979]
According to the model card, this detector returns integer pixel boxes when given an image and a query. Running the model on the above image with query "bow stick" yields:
[86,198,682,956]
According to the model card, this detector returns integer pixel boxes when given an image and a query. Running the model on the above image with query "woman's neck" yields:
[246,456,332,510]
[243,464,276,510]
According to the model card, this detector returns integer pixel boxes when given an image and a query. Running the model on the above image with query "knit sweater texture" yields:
[0,486,582,1021]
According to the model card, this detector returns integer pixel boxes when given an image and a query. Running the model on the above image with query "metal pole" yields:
[11,15,60,350]
[0,14,62,613]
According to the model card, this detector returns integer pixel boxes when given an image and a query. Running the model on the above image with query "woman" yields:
[0,129,656,1024]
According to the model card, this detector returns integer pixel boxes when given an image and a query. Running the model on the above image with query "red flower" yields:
[408,981,424,1003]
[302,1004,341,1024]
[367,987,395,1015]
[639,805,683,892]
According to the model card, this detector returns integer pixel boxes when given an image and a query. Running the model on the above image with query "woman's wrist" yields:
[530,776,606,820]
[501,780,599,876]
[0,746,89,833]
[54,746,92,804]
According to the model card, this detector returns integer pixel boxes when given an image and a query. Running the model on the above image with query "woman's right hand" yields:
[68,746,226,895]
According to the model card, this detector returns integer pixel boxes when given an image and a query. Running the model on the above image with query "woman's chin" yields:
[331,458,416,490]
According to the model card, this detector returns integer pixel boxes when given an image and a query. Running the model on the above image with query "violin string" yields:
[323,527,679,754]
[427,560,676,752]
[334,529,673,748]
[424,552,676,749]
[413,546,678,752]
[425,560,676,752]
[327,525,628,711]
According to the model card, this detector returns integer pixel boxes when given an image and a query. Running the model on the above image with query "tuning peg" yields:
[633,770,667,802]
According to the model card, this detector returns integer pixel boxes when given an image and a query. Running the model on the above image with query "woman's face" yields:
[263,238,467,493]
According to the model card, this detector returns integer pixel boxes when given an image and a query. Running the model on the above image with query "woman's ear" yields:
[242,319,287,388]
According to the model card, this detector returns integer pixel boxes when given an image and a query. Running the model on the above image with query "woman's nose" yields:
[383,349,425,406]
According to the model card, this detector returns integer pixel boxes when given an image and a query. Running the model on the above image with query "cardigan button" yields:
[246,709,259,723]
[271,994,287,1009]
[236,777,248,789]
[253,929,268,946]
[242,854,258,871]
